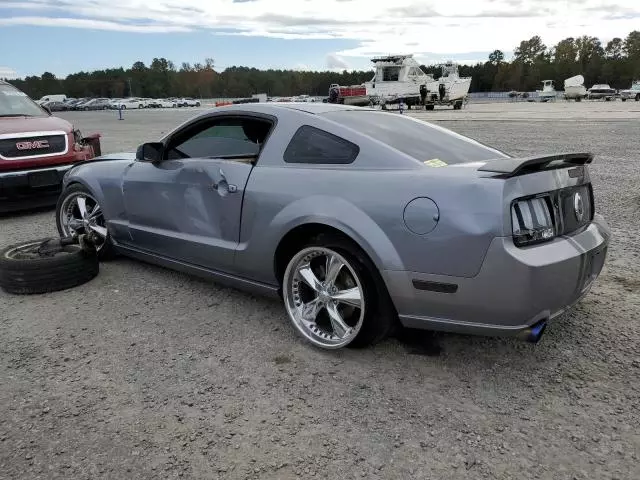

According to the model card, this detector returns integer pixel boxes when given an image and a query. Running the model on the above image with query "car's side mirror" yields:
[42,105,51,115]
[136,142,164,162]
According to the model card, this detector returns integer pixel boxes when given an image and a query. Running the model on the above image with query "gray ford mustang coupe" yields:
[55,103,610,349]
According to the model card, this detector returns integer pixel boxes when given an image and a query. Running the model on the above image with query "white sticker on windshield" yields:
[423,158,448,167]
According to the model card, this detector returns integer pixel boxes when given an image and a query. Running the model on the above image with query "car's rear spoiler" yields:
[478,152,594,178]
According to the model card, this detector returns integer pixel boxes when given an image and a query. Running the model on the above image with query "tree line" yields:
[8,31,640,99]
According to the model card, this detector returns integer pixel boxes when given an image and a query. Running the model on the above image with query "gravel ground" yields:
[1,102,639,480]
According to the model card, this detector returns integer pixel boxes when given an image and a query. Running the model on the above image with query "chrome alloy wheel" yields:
[58,191,108,251]
[283,247,365,349]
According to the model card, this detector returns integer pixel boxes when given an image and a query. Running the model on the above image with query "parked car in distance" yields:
[71,98,95,110]
[112,98,146,109]
[0,80,102,213]
[41,101,69,112]
[587,84,616,101]
[37,94,67,105]
[620,80,640,101]
[176,97,201,107]
[149,98,177,108]
[79,98,112,110]
[56,103,609,350]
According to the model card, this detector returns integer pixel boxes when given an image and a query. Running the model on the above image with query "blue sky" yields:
[1,0,638,79]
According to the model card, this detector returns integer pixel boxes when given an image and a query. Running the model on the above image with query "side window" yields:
[382,67,400,81]
[283,125,359,165]
[166,117,272,160]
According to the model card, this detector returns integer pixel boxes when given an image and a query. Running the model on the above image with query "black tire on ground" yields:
[301,233,398,348]
[55,183,116,261]
[636,94,640,101]
[425,104,435,111]
[0,238,99,295]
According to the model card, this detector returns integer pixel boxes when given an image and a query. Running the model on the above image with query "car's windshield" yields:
[0,83,47,117]
[322,110,510,165]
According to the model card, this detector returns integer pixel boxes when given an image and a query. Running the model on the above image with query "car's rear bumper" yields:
[0,163,76,213]
[384,214,611,337]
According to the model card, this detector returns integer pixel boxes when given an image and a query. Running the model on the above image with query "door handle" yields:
[211,182,237,193]
[211,169,237,194]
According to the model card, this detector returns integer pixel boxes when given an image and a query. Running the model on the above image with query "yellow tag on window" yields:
[423,159,447,167]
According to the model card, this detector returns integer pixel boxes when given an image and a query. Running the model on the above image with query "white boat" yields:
[425,61,472,108]
[364,55,471,110]
[563,75,587,101]
[537,80,557,102]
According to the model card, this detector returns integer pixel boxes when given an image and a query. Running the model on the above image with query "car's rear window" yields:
[321,110,510,165]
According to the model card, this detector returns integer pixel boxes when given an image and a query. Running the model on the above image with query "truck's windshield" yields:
[0,83,47,117]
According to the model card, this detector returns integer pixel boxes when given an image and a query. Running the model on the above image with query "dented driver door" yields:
[122,156,253,273]
[121,115,268,273]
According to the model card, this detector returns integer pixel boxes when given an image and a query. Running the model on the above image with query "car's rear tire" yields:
[56,184,115,260]
[0,238,99,295]
[282,233,396,349]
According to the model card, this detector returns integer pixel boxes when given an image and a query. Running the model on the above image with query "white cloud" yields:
[0,67,19,79]
[0,16,191,33]
[326,54,349,70]
[2,0,640,62]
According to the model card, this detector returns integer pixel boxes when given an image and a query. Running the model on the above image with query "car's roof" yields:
[215,102,372,116]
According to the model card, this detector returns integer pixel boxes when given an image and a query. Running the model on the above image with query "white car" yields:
[153,98,177,108]
[620,81,640,102]
[177,97,201,107]
[112,98,147,109]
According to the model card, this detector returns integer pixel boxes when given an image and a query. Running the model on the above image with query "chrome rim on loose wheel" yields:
[59,192,108,251]
[3,241,76,261]
[283,247,365,349]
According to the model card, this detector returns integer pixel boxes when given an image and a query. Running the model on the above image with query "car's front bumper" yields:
[384,214,611,337]
[0,163,77,213]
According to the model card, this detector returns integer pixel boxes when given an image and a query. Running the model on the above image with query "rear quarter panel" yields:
[234,108,510,284]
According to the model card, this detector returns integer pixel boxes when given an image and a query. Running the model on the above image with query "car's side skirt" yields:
[113,242,281,299]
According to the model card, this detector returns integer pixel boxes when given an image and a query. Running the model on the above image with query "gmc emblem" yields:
[16,140,50,150]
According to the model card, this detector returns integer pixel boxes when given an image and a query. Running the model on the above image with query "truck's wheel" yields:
[636,94,640,102]
[282,233,397,350]
[426,104,435,111]
[0,238,99,295]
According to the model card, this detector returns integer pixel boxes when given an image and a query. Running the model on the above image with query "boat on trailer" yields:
[537,80,557,102]
[563,75,587,101]
[326,54,472,110]
[366,56,471,110]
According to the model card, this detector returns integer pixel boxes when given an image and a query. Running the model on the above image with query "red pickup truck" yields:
[0,80,101,213]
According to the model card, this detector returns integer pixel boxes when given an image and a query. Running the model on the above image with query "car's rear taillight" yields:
[511,195,556,247]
